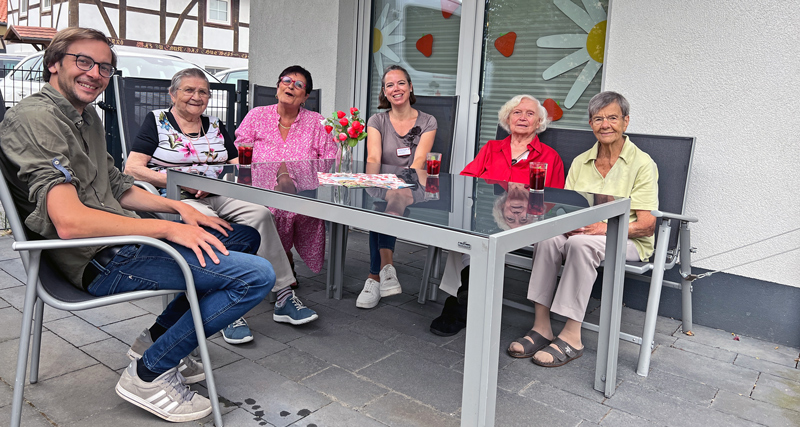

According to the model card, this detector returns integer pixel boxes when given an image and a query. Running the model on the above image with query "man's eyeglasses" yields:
[279,76,306,90]
[591,115,623,126]
[64,53,116,78]
[178,87,211,98]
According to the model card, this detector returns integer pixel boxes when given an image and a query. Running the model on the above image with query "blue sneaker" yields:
[273,292,319,325]
[221,317,253,344]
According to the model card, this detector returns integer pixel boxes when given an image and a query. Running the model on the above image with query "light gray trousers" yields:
[528,234,639,322]
[183,195,295,291]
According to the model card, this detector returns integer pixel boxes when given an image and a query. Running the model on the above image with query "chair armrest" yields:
[13,235,173,254]
[651,210,698,223]
[134,180,160,196]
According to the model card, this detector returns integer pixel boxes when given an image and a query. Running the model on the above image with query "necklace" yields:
[278,121,292,130]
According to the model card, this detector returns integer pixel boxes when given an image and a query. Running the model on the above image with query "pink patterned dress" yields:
[235,105,338,272]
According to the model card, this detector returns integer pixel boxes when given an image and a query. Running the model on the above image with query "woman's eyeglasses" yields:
[590,115,622,126]
[280,76,306,90]
[178,87,211,98]
[64,53,116,78]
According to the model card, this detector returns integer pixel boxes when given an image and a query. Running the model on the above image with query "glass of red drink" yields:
[426,152,442,176]
[424,177,440,201]
[237,142,254,167]
[529,162,547,192]
[527,190,545,215]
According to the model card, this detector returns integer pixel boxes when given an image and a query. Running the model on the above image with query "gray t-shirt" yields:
[367,110,437,167]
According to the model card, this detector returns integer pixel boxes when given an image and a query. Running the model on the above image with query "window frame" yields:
[43,0,52,12]
[20,0,29,18]
[206,0,231,26]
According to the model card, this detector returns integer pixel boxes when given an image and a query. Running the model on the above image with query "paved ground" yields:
[0,230,798,426]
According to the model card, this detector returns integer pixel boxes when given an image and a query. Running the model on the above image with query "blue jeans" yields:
[86,223,274,374]
[369,231,396,275]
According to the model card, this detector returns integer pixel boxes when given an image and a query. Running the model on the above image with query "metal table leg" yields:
[460,238,505,426]
[594,209,629,397]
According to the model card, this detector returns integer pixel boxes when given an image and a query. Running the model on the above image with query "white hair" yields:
[497,95,550,134]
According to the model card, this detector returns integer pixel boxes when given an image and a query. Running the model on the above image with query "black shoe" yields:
[430,296,467,337]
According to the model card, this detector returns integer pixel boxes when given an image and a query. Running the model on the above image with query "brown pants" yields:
[527,234,639,322]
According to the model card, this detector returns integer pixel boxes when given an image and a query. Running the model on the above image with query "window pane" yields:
[476,0,608,143]
[472,0,608,232]
[367,0,461,119]
[208,0,228,22]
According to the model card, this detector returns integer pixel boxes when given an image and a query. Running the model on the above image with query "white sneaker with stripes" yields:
[115,360,211,422]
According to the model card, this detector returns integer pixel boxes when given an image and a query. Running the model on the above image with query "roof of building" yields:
[3,25,58,48]
[0,1,7,25]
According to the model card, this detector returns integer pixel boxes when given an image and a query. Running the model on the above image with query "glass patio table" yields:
[166,160,631,426]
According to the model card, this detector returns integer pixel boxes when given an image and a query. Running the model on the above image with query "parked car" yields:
[0,50,220,109]
[0,53,26,77]
[214,67,248,86]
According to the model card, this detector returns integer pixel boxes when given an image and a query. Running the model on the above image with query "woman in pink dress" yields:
[235,65,337,276]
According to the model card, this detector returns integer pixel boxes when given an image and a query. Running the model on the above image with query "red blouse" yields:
[460,135,565,188]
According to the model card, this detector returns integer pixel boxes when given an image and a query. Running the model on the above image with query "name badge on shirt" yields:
[396,147,412,157]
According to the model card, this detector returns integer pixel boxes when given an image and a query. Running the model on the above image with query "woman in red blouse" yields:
[430,95,565,336]
[461,95,565,187]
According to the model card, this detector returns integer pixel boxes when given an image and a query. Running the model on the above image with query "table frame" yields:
[167,169,630,426]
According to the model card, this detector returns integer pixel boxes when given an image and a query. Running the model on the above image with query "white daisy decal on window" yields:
[537,0,607,109]
[373,4,406,74]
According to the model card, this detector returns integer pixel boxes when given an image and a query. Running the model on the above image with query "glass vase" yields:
[337,143,354,174]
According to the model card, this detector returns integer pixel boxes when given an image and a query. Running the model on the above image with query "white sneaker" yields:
[126,329,205,384]
[379,265,402,297]
[356,278,381,309]
[116,360,212,422]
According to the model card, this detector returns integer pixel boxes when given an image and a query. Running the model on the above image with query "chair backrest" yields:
[496,125,695,253]
[413,95,458,174]
[251,84,322,113]
[112,76,237,166]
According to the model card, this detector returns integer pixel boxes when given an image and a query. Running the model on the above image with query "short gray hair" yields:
[169,68,209,96]
[497,95,550,134]
[587,91,630,118]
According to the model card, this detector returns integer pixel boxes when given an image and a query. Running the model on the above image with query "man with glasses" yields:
[0,27,274,422]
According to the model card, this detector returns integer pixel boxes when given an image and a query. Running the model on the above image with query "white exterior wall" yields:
[604,1,800,287]
[249,0,357,115]
[203,27,233,51]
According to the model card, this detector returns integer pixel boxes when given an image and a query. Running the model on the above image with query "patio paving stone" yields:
[734,353,800,382]
[80,337,132,371]
[300,366,389,408]
[363,391,460,427]
[711,389,800,427]
[286,401,385,427]
[45,315,111,348]
[750,372,800,409]
[22,364,122,425]
[356,351,463,414]
[605,381,759,427]
[212,359,332,427]
[0,331,97,383]
[256,347,330,382]
[647,345,760,395]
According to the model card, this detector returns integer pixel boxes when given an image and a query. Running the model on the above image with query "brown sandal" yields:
[507,330,551,358]
[532,337,584,367]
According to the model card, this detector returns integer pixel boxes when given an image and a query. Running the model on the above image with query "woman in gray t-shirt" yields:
[356,65,437,309]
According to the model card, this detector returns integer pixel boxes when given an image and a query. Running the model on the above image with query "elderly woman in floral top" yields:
[126,68,320,348]
[235,65,338,278]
